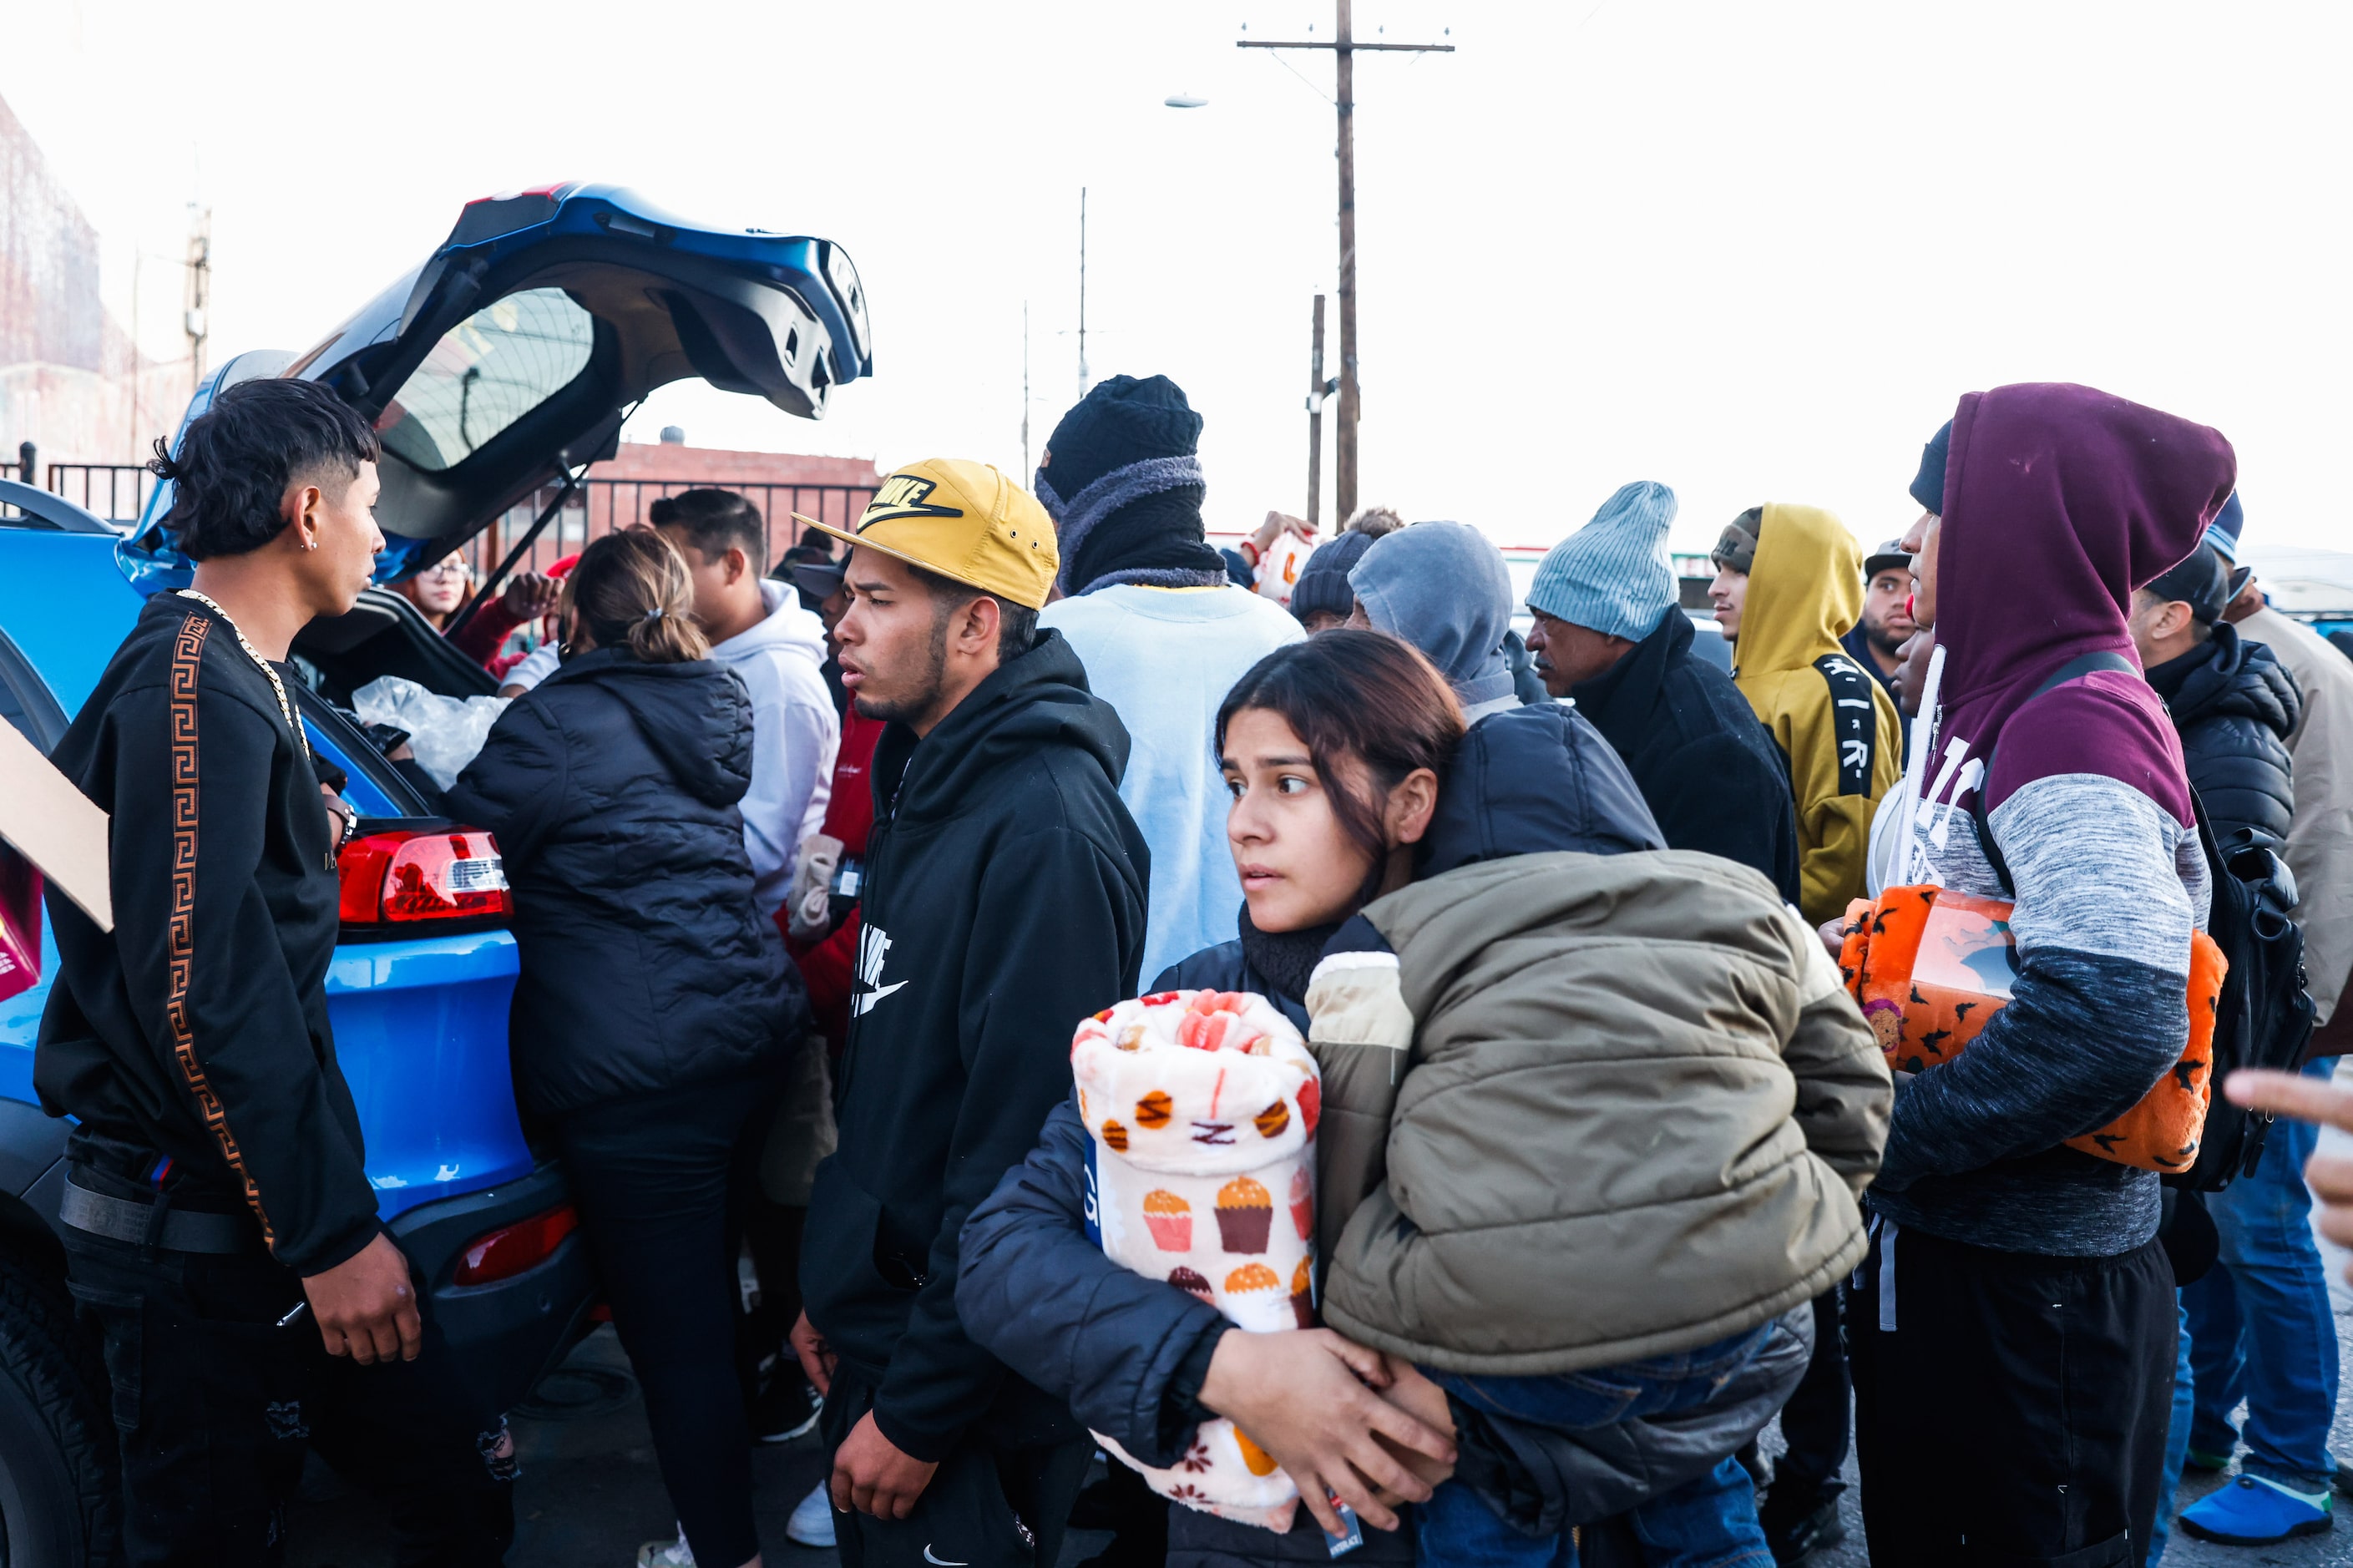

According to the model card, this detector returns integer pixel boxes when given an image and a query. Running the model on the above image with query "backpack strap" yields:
[1814,652,1881,796]
[1966,650,2140,896]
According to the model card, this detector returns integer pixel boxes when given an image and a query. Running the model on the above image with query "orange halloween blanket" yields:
[1838,885,2225,1174]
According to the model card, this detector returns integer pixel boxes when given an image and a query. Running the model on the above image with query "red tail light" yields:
[339,827,511,927]
[453,1205,579,1287]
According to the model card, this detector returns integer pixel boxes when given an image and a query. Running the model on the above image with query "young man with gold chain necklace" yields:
[37,377,514,1565]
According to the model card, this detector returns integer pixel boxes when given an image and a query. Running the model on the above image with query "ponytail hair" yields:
[564,529,711,663]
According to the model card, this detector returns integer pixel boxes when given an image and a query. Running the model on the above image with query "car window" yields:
[375,288,595,473]
[0,626,67,754]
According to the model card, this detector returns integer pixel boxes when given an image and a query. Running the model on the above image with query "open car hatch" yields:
[127,183,872,584]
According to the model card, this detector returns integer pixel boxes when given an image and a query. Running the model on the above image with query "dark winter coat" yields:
[966,917,1399,1565]
[1160,938,1310,1036]
[2146,620,2301,851]
[1569,607,1804,905]
[38,593,379,1274]
[443,647,802,1118]
[1841,622,1914,764]
[800,630,1148,1463]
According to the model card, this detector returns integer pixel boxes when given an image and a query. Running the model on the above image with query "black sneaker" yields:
[1758,1486,1846,1566]
[750,1364,820,1444]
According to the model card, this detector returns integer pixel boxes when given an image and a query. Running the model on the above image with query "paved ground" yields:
[288,1123,2353,1567]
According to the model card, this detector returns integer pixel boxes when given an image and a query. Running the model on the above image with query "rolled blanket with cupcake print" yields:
[1071,989,1322,1532]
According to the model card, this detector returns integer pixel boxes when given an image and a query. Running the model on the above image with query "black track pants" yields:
[63,1220,514,1568]
[1850,1217,2175,1566]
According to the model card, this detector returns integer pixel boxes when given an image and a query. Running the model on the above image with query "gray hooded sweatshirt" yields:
[1349,520,1519,719]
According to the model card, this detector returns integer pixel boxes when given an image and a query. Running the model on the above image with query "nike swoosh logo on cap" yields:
[923,1549,969,1565]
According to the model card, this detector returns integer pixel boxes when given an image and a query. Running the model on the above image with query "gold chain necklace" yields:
[175,590,311,764]
[176,590,341,871]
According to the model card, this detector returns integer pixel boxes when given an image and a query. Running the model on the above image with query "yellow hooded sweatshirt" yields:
[1731,503,1901,926]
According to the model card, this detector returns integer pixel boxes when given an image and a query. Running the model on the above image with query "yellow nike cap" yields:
[797,458,1059,610]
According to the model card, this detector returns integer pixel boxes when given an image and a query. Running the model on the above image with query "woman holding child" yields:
[959,630,1890,1565]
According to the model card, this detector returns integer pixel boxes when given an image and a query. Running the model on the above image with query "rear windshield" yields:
[376,288,594,473]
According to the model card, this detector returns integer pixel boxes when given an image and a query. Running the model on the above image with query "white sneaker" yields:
[787,1481,838,1548]
[635,1524,696,1566]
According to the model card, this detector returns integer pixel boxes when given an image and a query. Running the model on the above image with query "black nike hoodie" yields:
[801,628,1148,1461]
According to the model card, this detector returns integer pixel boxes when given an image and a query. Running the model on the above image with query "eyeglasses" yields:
[420,562,473,582]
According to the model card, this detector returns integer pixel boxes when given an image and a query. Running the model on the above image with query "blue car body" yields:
[0,521,536,1220]
[0,186,864,1559]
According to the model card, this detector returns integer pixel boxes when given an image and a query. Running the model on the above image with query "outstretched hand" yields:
[2226,1069,2353,1283]
[1249,510,1317,557]
[500,571,563,621]
[1196,1328,1455,1535]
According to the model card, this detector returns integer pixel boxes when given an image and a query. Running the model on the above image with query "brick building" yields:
[466,432,884,579]
[0,93,183,473]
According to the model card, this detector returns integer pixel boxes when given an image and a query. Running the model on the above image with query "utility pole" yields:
[1242,5,1450,520]
[185,204,211,392]
[1306,294,1334,524]
[131,250,142,459]
[1022,300,1032,478]
[1075,187,1089,401]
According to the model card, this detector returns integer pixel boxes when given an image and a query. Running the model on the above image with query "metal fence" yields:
[49,464,156,523]
[0,465,876,564]
[460,479,877,581]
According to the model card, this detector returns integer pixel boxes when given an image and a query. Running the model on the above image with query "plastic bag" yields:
[352,676,510,791]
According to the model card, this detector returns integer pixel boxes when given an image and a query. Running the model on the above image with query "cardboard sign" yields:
[0,720,109,932]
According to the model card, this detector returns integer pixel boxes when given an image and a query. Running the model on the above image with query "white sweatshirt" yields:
[711,580,839,916]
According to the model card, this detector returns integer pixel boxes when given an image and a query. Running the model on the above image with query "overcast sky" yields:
[6,1,2345,554]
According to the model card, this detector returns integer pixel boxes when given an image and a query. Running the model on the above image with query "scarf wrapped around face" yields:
[1036,457,1229,595]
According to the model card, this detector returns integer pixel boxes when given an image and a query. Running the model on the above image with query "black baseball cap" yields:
[2145,543,2231,625]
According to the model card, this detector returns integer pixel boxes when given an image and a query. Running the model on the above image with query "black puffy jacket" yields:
[1569,607,1803,905]
[444,648,802,1118]
[2147,621,2302,851]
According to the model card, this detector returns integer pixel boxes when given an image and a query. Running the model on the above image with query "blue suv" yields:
[0,183,870,1565]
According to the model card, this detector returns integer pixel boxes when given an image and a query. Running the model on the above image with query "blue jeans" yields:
[2183,1058,2341,1492]
[2148,1298,2195,1565]
[1415,1328,1777,1567]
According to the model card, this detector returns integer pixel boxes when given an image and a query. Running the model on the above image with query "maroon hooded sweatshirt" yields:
[1871,382,2234,1256]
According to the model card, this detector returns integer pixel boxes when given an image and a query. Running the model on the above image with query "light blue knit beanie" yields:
[1526,481,1679,642]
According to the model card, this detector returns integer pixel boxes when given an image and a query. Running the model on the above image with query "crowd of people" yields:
[31,368,2353,1568]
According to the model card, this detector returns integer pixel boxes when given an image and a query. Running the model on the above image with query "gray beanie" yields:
[1526,481,1679,642]
[1349,522,1516,707]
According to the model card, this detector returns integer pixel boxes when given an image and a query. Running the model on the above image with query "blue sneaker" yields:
[2178,1474,2333,1545]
